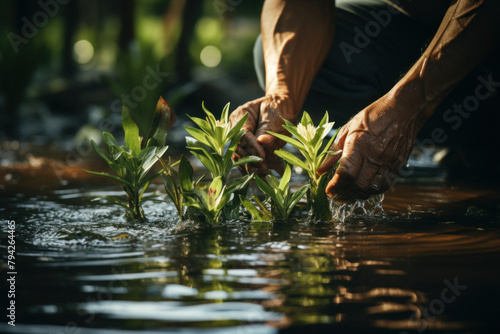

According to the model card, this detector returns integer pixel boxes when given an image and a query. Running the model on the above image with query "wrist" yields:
[264,85,301,122]
[388,71,440,127]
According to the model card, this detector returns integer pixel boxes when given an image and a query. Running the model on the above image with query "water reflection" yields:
[1,183,500,333]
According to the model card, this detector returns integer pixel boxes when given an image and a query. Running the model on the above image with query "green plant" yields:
[85,97,175,219]
[240,164,309,221]
[160,153,255,225]
[268,111,340,221]
[185,102,261,180]
[182,102,262,221]
[184,174,255,225]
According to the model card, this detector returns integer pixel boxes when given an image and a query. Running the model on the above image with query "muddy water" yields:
[1,180,500,334]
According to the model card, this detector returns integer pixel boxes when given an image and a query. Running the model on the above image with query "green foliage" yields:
[185,102,261,180]
[241,164,309,221]
[158,156,184,220]
[182,173,254,225]
[179,102,262,223]
[269,111,341,221]
[85,98,173,219]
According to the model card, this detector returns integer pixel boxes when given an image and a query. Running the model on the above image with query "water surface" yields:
[1,179,500,334]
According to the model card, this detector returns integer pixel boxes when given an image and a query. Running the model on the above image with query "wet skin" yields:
[230,0,500,202]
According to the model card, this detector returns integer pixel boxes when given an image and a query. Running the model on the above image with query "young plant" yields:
[183,102,262,220]
[185,102,261,180]
[184,174,255,225]
[240,164,309,221]
[85,97,175,219]
[268,111,340,221]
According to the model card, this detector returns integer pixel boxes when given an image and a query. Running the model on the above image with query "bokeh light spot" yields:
[73,40,94,64]
[200,45,221,68]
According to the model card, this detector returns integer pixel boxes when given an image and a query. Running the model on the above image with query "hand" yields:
[318,95,425,202]
[229,94,296,176]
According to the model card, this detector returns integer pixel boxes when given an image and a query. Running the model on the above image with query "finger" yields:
[349,159,381,199]
[367,165,390,194]
[325,146,363,197]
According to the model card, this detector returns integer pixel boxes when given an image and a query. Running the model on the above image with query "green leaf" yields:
[91,140,113,166]
[102,132,119,148]
[317,111,329,128]
[267,131,304,151]
[251,195,272,219]
[209,176,223,196]
[255,176,277,203]
[185,127,212,147]
[279,164,291,191]
[319,127,341,162]
[221,102,230,124]
[232,155,262,167]
[188,116,213,136]
[300,111,313,126]
[156,145,168,160]
[146,96,175,148]
[190,151,218,177]
[226,113,248,141]
[239,195,264,221]
[287,184,309,215]
[139,147,159,176]
[282,124,308,145]
[179,155,194,192]
[274,150,308,171]
[265,174,280,190]
[121,105,141,155]
[214,123,226,148]
[202,101,217,129]
[83,169,134,188]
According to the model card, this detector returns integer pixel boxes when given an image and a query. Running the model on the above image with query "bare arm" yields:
[230,0,335,175]
[320,0,500,201]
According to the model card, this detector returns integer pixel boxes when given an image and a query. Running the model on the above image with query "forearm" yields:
[261,0,335,116]
[389,0,500,127]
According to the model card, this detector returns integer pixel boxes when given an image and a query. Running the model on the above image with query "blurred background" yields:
[0,0,263,150]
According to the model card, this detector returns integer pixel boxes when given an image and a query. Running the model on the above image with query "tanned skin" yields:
[229,0,500,202]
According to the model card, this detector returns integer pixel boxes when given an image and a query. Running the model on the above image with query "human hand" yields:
[229,94,296,176]
[318,95,425,202]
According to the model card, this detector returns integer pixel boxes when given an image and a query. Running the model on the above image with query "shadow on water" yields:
[1,177,500,333]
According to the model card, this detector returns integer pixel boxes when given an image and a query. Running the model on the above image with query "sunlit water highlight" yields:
[1,183,500,334]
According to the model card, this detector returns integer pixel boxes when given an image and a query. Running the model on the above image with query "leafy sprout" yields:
[240,164,309,221]
[84,97,175,219]
[158,102,261,224]
[181,102,262,222]
[185,102,261,180]
[268,111,341,221]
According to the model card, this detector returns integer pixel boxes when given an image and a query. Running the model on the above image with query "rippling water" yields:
[1,181,500,334]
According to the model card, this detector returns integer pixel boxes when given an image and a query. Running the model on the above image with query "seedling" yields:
[159,153,255,224]
[268,111,340,221]
[183,102,262,221]
[184,174,255,225]
[85,97,175,219]
[240,164,309,221]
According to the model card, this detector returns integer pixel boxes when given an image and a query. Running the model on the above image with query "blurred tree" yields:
[175,0,202,83]
[62,0,78,77]
[119,0,135,51]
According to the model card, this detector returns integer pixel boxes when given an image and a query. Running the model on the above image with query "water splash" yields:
[330,193,385,223]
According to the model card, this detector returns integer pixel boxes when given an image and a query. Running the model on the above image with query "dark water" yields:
[1,180,500,334]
